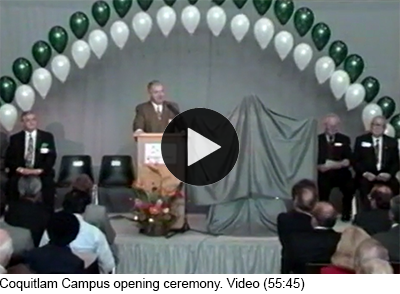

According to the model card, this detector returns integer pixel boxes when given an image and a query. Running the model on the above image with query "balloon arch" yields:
[0,0,399,141]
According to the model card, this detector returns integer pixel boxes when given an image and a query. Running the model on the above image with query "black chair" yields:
[98,155,134,187]
[57,155,94,187]
[305,263,327,274]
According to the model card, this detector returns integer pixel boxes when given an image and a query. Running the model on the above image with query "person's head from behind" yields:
[331,226,370,271]
[47,212,79,247]
[323,114,341,136]
[358,259,393,274]
[147,80,164,105]
[369,185,392,210]
[20,111,38,132]
[71,174,93,194]
[389,195,400,224]
[354,238,389,272]
[62,190,91,215]
[292,179,318,213]
[18,177,42,202]
[0,229,13,268]
[370,116,386,138]
[311,202,338,228]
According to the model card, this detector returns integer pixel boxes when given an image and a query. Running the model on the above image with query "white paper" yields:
[144,143,177,164]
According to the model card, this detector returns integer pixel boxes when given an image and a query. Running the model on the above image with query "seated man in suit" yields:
[353,116,400,210]
[317,114,354,221]
[287,202,341,274]
[0,132,8,216]
[24,211,85,274]
[373,195,400,262]
[5,111,57,212]
[133,80,180,134]
[353,184,392,235]
[277,179,318,273]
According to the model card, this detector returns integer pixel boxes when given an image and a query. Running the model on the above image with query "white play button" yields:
[187,128,221,166]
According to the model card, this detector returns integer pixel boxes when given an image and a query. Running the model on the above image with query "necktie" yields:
[374,139,380,164]
[25,133,34,168]
[156,105,162,120]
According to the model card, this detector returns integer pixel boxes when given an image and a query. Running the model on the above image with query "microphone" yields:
[165,101,180,116]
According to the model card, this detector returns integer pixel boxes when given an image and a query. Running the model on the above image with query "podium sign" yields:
[134,133,186,230]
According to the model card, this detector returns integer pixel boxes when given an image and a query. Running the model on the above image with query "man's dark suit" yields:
[353,134,400,208]
[373,225,400,262]
[5,130,57,210]
[133,101,179,133]
[353,209,392,235]
[287,229,341,274]
[0,132,8,215]
[277,211,313,273]
[317,133,354,218]
[24,244,85,274]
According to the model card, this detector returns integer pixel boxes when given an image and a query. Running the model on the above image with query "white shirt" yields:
[152,102,163,113]
[372,136,383,171]
[25,130,37,165]
[39,214,115,274]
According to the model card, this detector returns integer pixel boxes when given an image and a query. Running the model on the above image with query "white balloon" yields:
[253,18,274,50]
[230,14,250,43]
[51,54,70,83]
[344,83,365,111]
[15,85,35,111]
[157,6,176,37]
[362,103,383,131]
[315,56,335,84]
[181,5,200,35]
[88,29,108,59]
[32,68,52,98]
[330,70,350,100]
[206,6,226,37]
[384,123,395,137]
[132,12,153,42]
[110,21,130,49]
[293,43,313,71]
[71,40,91,69]
[274,31,293,60]
[0,104,18,132]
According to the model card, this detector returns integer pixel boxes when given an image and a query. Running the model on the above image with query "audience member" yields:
[0,222,34,256]
[0,132,8,216]
[354,238,389,273]
[5,111,57,212]
[317,114,354,221]
[287,202,341,273]
[40,190,115,273]
[321,226,370,274]
[0,229,13,274]
[353,185,392,235]
[277,179,318,273]
[353,116,400,210]
[24,211,85,274]
[357,259,393,274]
[373,195,400,262]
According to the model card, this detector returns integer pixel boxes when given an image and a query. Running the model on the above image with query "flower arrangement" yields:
[131,164,183,235]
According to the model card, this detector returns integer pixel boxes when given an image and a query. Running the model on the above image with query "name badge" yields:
[361,141,372,147]
[334,142,342,147]
[40,148,49,154]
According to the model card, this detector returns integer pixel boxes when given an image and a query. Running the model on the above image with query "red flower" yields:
[149,205,161,215]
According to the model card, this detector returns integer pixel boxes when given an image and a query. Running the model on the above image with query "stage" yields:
[111,214,282,274]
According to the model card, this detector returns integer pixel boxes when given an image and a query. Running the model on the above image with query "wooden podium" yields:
[134,133,186,230]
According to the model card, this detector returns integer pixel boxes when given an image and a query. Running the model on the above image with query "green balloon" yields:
[329,40,348,66]
[137,0,153,11]
[0,76,17,103]
[344,54,364,83]
[294,7,314,37]
[113,0,133,18]
[377,96,396,119]
[12,58,32,84]
[361,76,380,103]
[164,0,176,6]
[311,22,331,51]
[48,26,68,54]
[92,1,111,27]
[390,114,400,138]
[188,0,198,4]
[212,0,225,5]
[274,0,294,25]
[32,40,52,67]
[253,0,272,15]
[233,0,248,9]
[70,12,89,39]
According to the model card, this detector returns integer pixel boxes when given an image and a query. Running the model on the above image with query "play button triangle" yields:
[187,128,221,166]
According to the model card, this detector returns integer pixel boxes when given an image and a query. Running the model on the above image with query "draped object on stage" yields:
[187,95,317,236]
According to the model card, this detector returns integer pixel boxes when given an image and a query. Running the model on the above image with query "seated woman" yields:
[321,226,370,274]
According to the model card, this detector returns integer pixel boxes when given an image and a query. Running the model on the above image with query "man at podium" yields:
[133,80,180,134]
